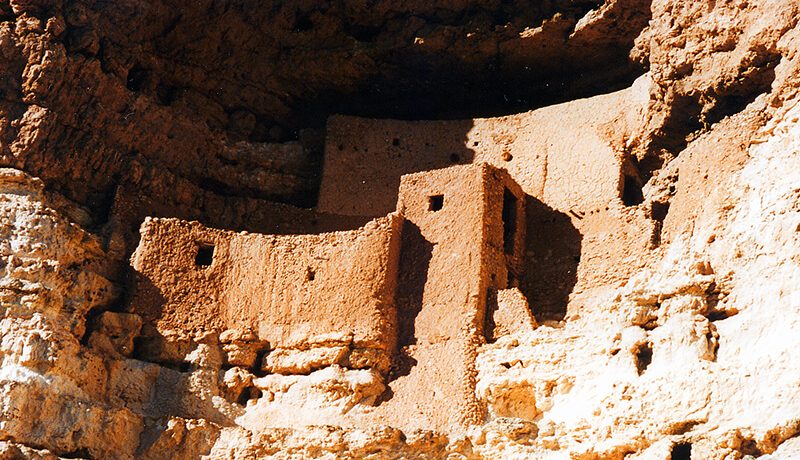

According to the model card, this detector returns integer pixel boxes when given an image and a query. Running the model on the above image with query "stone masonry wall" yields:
[317,90,656,321]
[129,215,402,375]
[368,163,526,432]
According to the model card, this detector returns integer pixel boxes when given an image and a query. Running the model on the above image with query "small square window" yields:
[195,243,214,267]
[428,194,444,212]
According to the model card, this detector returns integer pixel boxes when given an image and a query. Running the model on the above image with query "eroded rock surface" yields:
[1,0,800,458]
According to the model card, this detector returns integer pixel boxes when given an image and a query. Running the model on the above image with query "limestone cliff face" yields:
[1,0,800,458]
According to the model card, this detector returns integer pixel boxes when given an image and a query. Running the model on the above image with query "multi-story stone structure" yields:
[129,162,527,431]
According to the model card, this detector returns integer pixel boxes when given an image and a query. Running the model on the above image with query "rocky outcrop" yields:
[0,169,141,458]
[1,0,800,458]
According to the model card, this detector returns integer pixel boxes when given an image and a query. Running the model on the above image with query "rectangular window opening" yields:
[195,242,215,267]
[428,194,444,212]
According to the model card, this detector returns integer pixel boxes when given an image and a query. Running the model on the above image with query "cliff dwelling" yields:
[3,1,800,458]
[128,97,650,434]
[130,162,530,432]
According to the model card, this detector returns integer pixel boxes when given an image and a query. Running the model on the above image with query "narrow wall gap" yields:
[650,201,671,247]
[483,288,498,344]
[502,188,518,254]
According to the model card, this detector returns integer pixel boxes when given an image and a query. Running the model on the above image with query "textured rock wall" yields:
[0,169,142,458]
[1,0,800,458]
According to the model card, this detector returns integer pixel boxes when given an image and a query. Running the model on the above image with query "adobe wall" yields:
[317,104,625,217]
[318,118,479,217]
[370,163,526,432]
[128,214,402,373]
[317,86,655,320]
